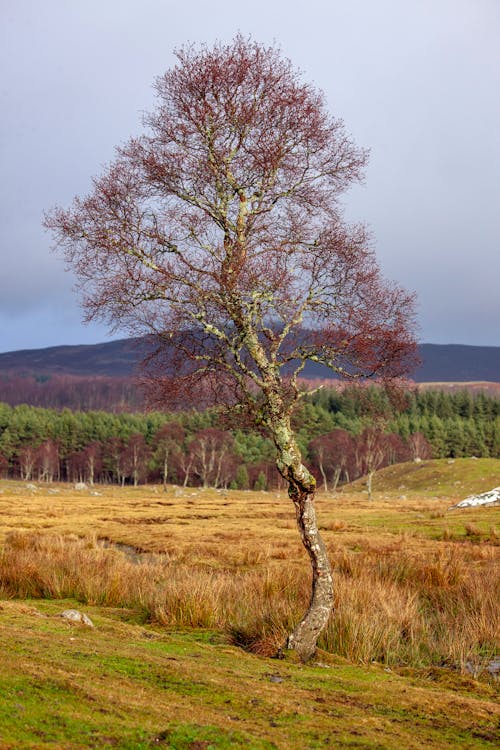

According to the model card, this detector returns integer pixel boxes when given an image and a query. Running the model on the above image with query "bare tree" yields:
[189,428,235,488]
[35,440,59,483]
[45,36,417,660]
[309,429,355,492]
[407,431,432,461]
[354,427,390,500]
[122,433,150,486]
[18,445,37,481]
[152,421,184,489]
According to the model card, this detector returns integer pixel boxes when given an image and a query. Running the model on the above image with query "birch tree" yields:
[46,36,417,660]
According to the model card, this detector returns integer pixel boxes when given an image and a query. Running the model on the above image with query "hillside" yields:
[0,338,499,382]
[0,337,148,377]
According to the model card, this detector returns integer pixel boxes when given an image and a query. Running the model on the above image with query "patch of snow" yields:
[449,487,500,509]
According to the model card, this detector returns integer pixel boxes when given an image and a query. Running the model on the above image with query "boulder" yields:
[60,609,94,627]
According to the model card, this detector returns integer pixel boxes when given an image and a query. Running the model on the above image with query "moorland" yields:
[0,457,499,749]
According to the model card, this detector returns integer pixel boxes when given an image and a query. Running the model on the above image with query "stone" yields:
[74,482,87,490]
[60,609,94,627]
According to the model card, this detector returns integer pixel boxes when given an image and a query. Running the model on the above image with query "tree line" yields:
[0,387,497,490]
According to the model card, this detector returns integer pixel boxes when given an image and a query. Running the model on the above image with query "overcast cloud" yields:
[1,0,499,352]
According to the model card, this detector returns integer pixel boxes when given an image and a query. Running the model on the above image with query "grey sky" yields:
[1,0,499,352]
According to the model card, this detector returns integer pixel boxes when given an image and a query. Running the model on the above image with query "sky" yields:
[1,0,499,353]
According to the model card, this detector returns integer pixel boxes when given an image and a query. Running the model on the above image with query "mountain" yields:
[0,338,499,383]
[0,338,148,377]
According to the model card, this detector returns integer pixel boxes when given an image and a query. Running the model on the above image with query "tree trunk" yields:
[367,470,374,500]
[284,479,334,662]
[273,418,334,662]
[332,467,341,492]
[318,458,328,493]
[163,456,168,490]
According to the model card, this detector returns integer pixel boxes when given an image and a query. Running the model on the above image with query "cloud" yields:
[1,0,499,351]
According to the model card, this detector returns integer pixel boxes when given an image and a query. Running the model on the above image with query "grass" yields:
[353,457,500,499]
[0,599,499,749]
[0,458,499,748]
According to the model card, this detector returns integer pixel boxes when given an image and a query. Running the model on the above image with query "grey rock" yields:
[60,609,94,627]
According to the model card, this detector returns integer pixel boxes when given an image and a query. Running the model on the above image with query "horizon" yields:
[1,336,500,358]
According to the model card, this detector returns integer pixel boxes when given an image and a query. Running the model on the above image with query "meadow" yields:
[0,457,499,749]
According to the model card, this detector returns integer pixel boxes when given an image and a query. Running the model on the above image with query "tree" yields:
[309,429,355,491]
[152,421,184,489]
[18,444,37,481]
[407,431,432,461]
[189,427,235,488]
[122,433,151,486]
[34,440,60,483]
[0,453,8,479]
[45,36,417,661]
[354,427,389,500]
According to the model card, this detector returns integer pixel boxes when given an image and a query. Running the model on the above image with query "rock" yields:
[26,484,37,490]
[60,609,94,627]
[449,487,500,509]
[90,491,102,496]
[74,482,87,490]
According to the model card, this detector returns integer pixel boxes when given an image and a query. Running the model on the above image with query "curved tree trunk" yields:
[285,479,334,661]
[273,418,334,662]
[241,330,334,661]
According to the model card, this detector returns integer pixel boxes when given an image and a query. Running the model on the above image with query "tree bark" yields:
[367,470,374,500]
[272,416,334,662]
[332,467,341,493]
[284,480,334,661]
[318,457,328,493]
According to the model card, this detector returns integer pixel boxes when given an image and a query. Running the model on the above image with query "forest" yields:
[0,386,498,490]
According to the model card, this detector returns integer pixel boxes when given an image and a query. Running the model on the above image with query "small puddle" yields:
[464,657,500,679]
[97,538,165,564]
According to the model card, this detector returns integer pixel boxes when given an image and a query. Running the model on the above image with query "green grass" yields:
[0,599,498,750]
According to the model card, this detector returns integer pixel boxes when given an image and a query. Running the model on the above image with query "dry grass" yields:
[1,468,498,676]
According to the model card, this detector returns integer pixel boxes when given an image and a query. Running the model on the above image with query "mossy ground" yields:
[0,599,498,750]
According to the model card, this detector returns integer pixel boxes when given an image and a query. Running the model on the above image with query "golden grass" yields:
[1,464,498,675]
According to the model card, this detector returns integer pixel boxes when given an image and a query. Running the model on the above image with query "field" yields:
[0,458,499,749]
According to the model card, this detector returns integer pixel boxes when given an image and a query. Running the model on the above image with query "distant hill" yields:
[0,338,499,383]
[0,338,148,377]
